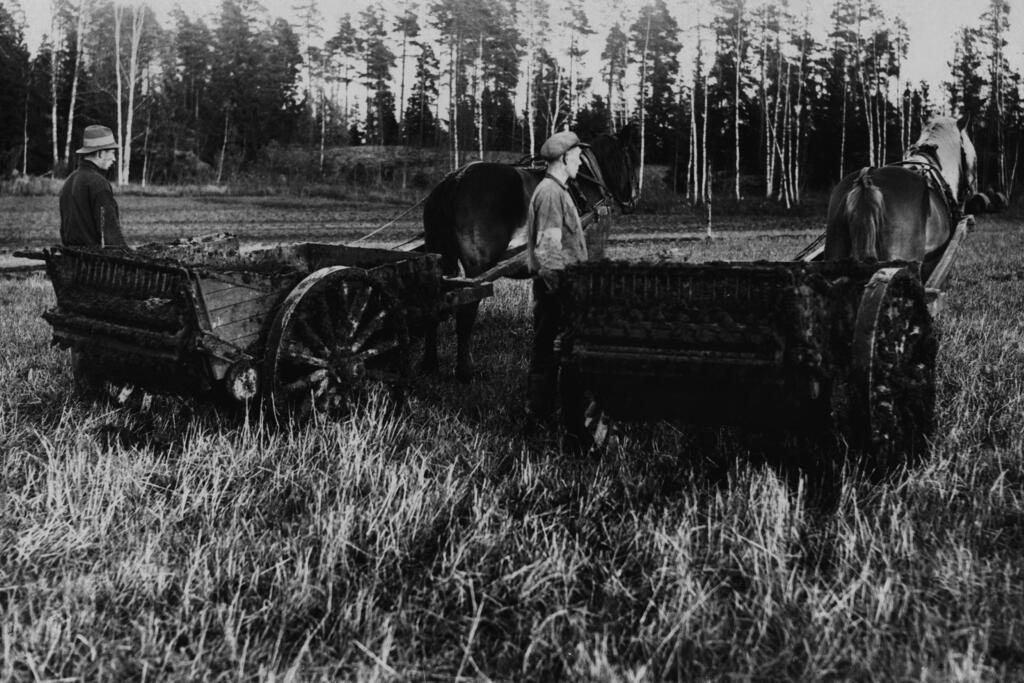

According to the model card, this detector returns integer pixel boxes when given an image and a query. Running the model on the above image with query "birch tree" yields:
[113,2,145,184]
[395,3,419,142]
[563,0,593,129]
[292,0,323,121]
[711,0,748,200]
[48,0,66,171]
[63,0,92,166]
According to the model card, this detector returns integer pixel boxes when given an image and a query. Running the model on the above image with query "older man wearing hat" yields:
[59,124,126,248]
[524,130,590,420]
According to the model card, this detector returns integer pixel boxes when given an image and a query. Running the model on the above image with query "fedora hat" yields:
[539,131,589,161]
[76,125,119,154]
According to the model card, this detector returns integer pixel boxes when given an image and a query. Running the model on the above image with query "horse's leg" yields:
[421,185,459,376]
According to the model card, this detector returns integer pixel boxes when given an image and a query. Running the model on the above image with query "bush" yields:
[0,174,63,196]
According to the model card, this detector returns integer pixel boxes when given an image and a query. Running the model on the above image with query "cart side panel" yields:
[560,258,913,429]
[560,261,844,427]
[43,247,210,392]
[195,272,298,353]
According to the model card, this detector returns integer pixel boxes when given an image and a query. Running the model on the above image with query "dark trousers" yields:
[528,278,562,415]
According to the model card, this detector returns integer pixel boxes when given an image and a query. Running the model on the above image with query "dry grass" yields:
[1,210,1024,680]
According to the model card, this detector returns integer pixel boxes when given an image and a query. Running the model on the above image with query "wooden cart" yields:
[555,216,974,465]
[25,234,492,418]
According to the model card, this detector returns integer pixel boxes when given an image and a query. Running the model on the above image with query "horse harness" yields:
[887,145,965,227]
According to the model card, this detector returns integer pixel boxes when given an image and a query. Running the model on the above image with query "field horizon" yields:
[2,198,1023,680]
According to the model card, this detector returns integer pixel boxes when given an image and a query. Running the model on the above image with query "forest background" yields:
[0,0,1022,208]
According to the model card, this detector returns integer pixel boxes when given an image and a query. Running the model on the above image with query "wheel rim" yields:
[265,267,408,420]
[851,267,936,467]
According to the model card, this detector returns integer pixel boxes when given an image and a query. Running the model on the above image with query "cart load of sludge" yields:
[23,234,492,418]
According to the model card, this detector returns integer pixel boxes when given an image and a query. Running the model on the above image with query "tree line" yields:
[0,0,1020,203]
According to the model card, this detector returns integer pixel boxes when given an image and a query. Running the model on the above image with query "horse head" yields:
[908,115,977,209]
[583,124,641,213]
[957,115,978,204]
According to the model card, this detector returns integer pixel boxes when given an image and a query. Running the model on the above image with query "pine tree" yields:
[326,14,359,134]
[359,5,398,146]
[0,1,30,174]
[600,23,629,131]
[629,0,681,165]
[404,42,439,147]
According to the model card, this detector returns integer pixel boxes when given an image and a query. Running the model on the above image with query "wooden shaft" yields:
[925,215,973,291]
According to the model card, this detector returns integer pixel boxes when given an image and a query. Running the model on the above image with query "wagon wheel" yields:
[264,266,410,421]
[847,266,937,471]
[558,363,613,455]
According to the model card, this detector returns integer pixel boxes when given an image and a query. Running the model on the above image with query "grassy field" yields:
[2,198,1024,680]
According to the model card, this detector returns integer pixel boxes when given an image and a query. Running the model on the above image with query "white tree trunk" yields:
[733,3,743,200]
[702,66,709,205]
[526,0,536,153]
[22,81,29,175]
[142,100,151,187]
[63,0,90,165]
[114,5,124,183]
[122,6,145,184]
[217,110,229,184]
[689,83,697,202]
[319,81,326,174]
[451,37,459,169]
[476,33,484,160]
[638,14,650,195]
[50,0,61,171]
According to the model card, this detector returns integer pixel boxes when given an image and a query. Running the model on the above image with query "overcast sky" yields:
[16,0,1024,109]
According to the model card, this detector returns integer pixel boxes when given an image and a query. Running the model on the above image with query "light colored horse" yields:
[825,116,977,279]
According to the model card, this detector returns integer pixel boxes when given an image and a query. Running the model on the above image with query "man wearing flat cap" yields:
[59,124,126,247]
[525,130,589,419]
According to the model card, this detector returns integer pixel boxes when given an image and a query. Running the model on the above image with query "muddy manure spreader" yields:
[555,217,973,469]
[21,234,492,419]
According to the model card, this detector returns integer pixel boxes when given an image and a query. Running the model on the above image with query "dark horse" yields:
[825,116,977,279]
[422,124,641,381]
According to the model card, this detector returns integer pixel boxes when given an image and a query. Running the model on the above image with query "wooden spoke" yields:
[282,368,329,394]
[312,287,337,349]
[348,308,389,353]
[341,282,371,339]
[282,343,329,368]
[264,267,409,421]
[295,316,330,358]
[352,337,401,362]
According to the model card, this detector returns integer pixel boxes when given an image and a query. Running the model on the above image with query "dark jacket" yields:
[59,159,126,247]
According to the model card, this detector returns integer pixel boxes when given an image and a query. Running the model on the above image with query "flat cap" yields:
[539,131,589,161]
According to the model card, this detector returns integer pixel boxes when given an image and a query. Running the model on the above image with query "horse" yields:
[824,115,977,281]
[421,124,642,382]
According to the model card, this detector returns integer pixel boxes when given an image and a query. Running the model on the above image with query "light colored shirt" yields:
[526,175,587,280]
